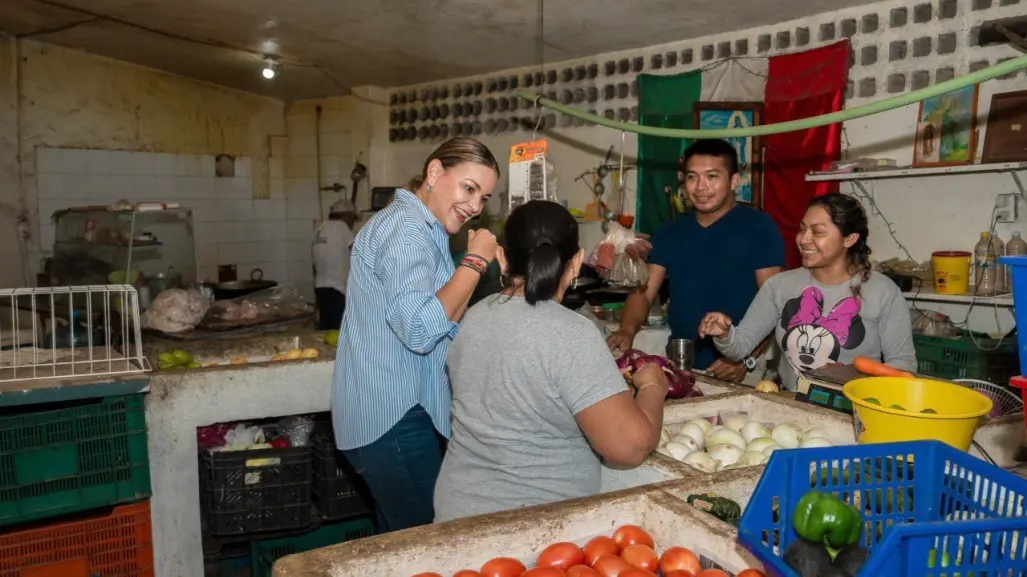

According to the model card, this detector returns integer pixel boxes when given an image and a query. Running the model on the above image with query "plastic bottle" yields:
[1006,231,1027,290]
[991,232,1006,293]
[974,232,998,296]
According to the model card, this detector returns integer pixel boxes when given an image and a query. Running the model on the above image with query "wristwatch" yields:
[742,356,757,372]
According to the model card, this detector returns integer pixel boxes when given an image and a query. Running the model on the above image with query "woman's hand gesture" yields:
[698,312,732,339]
[466,229,498,263]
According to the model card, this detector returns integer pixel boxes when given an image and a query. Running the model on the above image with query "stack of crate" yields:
[0,394,152,576]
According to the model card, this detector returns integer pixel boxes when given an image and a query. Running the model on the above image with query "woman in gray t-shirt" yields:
[699,194,917,391]
[435,201,669,523]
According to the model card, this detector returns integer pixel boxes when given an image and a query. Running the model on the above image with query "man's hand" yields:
[606,330,635,355]
[707,358,748,383]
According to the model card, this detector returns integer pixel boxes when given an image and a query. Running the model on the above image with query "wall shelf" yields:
[806,162,1027,182]
[902,288,1014,307]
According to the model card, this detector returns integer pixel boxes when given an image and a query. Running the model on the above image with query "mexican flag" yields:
[636,42,848,269]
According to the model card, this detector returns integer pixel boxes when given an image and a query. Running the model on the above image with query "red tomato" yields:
[663,571,695,577]
[453,572,483,577]
[619,570,656,577]
[522,568,566,577]
[567,566,601,577]
[735,571,764,577]
[537,542,586,569]
[696,571,730,577]
[592,555,633,577]
[611,526,654,550]
[480,557,527,577]
[583,536,620,566]
[619,544,658,572]
[659,547,701,575]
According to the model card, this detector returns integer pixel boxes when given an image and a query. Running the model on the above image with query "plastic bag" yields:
[586,222,652,287]
[277,415,315,447]
[202,285,315,327]
[141,288,211,333]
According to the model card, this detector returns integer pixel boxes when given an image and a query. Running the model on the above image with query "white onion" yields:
[738,450,769,467]
[670,435,700,454]
[708,443,744,468]
[799,436,834,449]
[722,413,749,432]
[665,441,694,461]
[676,423,706,449]
[803,427,829,441]
[683,451,717,472]
[656,445,672,457]
[771,423,801,449]
[685,418,713,434]
[745,437,779,453]
[763,445,780,457]
[707,427,746,451]
[741,421,772,443]
[660,428,672,445]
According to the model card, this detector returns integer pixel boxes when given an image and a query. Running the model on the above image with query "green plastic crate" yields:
[251,517,375,577]
[913,332,1019,383]
[0,394,151,526]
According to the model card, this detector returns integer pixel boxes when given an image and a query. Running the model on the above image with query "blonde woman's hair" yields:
[405,174,424,191]
[421,137,500,182]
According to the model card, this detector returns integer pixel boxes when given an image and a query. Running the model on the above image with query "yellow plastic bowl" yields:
[842,376,993,451]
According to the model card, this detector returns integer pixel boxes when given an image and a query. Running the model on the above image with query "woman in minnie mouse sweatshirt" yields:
[699,193,917,391]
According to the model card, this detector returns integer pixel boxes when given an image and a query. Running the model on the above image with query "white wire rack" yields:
[0,285,150,383]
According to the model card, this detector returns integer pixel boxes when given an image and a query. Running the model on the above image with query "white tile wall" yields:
[36,147,320,299]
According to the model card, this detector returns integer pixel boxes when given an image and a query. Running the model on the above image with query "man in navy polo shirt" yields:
[608,139,784,382]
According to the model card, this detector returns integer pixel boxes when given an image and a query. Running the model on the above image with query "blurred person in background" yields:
[313,198,358,330]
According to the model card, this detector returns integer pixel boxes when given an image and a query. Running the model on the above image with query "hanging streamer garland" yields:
[515,54,1027,139]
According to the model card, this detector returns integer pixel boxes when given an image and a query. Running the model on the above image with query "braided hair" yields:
[808,194,872,298]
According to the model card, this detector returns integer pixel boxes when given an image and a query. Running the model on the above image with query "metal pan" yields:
[213,268,277,300]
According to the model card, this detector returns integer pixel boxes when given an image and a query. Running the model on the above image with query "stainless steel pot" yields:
[213,268,277,300]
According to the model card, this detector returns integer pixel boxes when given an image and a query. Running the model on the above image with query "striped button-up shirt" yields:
[331,189,459,450]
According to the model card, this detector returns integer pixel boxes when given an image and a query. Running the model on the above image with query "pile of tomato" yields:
[410,524,765,577]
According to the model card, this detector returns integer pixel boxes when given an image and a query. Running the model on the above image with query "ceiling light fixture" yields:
[262,57,280,80]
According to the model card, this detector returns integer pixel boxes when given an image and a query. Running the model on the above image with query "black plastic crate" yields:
[199,444,313,536]
[311,428,372,521]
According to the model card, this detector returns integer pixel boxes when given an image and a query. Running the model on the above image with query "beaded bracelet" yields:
[459,259,486,276]
[461,255,487,273]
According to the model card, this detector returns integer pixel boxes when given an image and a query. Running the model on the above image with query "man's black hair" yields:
[680,139,739,176]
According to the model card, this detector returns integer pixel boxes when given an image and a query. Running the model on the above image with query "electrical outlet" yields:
[996,193,1019,223]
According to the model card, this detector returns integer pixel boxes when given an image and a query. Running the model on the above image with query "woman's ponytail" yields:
[524,240,562,305]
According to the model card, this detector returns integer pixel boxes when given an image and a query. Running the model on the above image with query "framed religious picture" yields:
[982,90,1027,163]
[692,102,763,207]
[912,84,979,167]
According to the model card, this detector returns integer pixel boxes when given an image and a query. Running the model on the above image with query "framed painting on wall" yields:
[693,102,763,207]
[912,84,979,167]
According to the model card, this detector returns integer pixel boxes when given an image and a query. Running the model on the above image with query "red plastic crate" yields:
[0,501,153,577]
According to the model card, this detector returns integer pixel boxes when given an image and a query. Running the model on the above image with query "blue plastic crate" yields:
[738,440,1027,577]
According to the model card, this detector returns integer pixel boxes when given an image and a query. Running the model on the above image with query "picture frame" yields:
[912,84,979,167]
[982,89,1027,163]
[692,102,763,207]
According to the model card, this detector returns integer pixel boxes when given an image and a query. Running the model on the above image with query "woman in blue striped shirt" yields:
[331,137,500,532]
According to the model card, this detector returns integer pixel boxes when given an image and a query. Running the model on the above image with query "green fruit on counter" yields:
[171,349,193,365]
[158,352,174,365]
[187,361,203,368]
[921,408,938,414]
[157,359,175,370]
[863,397,881,405]
[324,329,340,347]
[889,404,906,411]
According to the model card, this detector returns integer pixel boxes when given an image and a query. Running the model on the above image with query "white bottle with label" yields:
[992,232,1006,293]
[1006,231,1027,290]
[974,232,998,296]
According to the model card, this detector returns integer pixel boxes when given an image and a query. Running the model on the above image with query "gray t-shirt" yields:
[715,269,917,391]
[434,295,628,522]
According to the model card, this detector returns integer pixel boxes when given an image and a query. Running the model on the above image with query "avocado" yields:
[863,397,881,405]
[921,408,938,414]
[833,545,871,577]
[889,404,906,411]
[784,539,834,577]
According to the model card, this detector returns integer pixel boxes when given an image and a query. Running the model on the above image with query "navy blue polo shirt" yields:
[648,205,785,370]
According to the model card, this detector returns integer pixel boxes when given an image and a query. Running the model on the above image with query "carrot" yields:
[854,356,913,378]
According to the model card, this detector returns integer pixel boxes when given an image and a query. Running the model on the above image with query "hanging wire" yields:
[531,0,546,140]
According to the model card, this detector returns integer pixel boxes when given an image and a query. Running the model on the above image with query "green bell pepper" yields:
[792,491,863,550]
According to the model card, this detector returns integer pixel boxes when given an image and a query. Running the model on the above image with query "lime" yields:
[171,349,193,365]
[157,359,175,370]
[889,404,906,411]
[187,361,203,368]
[863,397,881,405]
[921,408,938,414]
[324,330,340,348]
[158,352,173,365]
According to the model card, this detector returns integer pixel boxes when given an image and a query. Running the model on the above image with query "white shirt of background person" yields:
[313,199,357,294]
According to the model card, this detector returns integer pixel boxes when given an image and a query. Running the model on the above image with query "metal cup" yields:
[666,338,695,370]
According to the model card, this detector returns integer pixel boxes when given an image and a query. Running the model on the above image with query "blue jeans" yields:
[341,405,444,532]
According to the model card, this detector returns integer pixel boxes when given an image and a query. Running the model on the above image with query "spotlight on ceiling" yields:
[262,57,280,80]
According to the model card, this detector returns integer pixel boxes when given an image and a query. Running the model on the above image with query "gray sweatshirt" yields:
[715,269,917,391]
